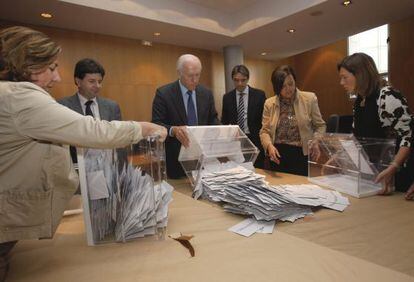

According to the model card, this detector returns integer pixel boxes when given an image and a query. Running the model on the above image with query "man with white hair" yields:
[152,54,219,179]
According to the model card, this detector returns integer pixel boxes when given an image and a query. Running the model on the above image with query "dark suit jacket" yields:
[152,80,219,178]
[58,94,122,163]
[221,86,266,167]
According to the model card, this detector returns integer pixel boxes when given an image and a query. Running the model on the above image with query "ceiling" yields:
[0,0,413,60]
[184,0,259,14]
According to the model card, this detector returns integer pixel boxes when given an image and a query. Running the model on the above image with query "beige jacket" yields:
[260,89,326,155]
[0,82,143,243]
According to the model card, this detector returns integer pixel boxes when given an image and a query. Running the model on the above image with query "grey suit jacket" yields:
[58,94,122,164]
[58,94,121,121]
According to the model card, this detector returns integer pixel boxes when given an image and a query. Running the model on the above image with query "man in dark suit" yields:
[59,58,122,164]
[152,54,219,179]
[221,65,266,168]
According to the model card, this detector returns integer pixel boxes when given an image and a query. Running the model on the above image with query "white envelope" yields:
[87,170,109,200]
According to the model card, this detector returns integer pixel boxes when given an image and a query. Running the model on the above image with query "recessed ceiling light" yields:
[154,32,161,36]
[261,52,267,56]
[287,28,296,33]
[141,40,152,46]
[40,13,53,19]
[342,0,352,6]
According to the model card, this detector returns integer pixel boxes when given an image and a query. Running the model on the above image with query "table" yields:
[7,171,414,282]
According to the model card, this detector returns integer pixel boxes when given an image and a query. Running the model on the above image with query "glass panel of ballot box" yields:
[178,125,259,198]
[308,133,395,198]
[77,136,172,246]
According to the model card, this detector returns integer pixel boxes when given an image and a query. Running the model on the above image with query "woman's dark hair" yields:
[74,58,105,80]
[0,26,61,81]
[271,65,296,96]
[337,52,385,96]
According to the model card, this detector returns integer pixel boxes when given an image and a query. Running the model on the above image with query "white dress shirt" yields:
[77,93,101,120]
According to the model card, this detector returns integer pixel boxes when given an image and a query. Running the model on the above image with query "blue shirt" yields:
[169,80,199,136]
[179,80,198,120]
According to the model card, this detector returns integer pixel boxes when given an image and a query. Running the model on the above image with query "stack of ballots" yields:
[78,137,173,246]
[114,165,173,241]
[199,164,349,222]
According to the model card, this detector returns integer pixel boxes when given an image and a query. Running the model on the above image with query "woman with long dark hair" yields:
[338,52,413,197]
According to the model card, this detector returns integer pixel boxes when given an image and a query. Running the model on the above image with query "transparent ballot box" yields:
[178,125,259,197]
[77,136,172,246]
[308,134,395,198]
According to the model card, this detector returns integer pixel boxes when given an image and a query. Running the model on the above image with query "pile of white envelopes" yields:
[82,149,173,244]
[200,166,349,222]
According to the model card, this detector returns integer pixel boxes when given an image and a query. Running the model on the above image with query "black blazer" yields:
[221,86,266,168]
[221,86,266,147]
[152,80,219,178]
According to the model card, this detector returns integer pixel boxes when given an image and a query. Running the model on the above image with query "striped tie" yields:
[237,92,245,131]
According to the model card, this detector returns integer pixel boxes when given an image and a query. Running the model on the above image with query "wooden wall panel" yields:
[210,52,225,118]
[3,14,412,124]
[245,58,279,98]
[0,21,276,122]
[389,15,414,112]
[0,21,216,122]
[297,40,351,120]
[49,29,215,122]
[274,14,414,120]
[279,40,351,120]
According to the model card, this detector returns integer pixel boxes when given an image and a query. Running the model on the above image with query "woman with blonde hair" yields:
[0,26,166,280]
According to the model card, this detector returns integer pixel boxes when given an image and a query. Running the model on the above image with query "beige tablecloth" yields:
[8,171,414,282]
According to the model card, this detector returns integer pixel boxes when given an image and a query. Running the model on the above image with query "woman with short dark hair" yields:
[338,52,414,196]
[260,65,326,176]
